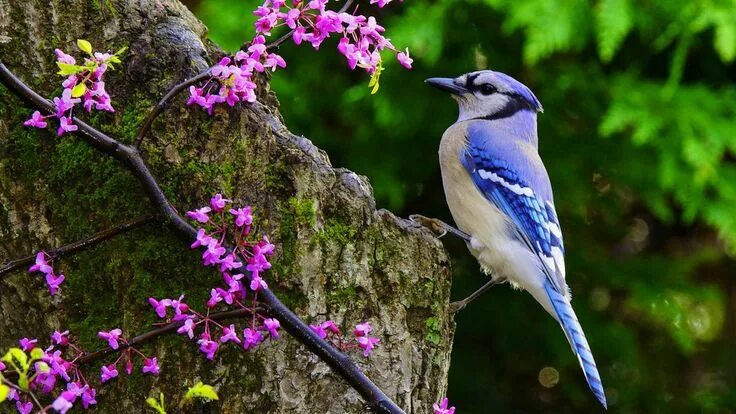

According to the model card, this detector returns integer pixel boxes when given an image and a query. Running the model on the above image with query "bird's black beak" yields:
[425,77,466,95]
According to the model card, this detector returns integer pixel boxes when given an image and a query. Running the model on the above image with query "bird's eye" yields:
[479,83,497,95]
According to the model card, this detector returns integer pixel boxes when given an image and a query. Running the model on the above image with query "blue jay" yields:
[425,70,606,408]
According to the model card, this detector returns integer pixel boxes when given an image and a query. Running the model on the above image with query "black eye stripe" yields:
[466,73,480,89]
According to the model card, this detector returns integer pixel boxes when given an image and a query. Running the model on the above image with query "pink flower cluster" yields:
[95,328,160,384]
[146,196,280,360]
[1,331,96,414]
[28,252,65,296]
[309,320,381,357]
[24,40,124,136]
[186,37,282,114]
[188,0,412,113]
[253,0,412,73]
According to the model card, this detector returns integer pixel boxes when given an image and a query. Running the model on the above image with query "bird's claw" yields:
[449,300,467,313]
[410,214,449,238]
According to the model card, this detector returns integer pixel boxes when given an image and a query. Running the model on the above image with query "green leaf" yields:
[30,348,44,361]
[71,83,87,98]
[0,384,9,403]
[713,12,736,62]
[77,39,93,55]
[115,46,128,56]
[35,361,50,373]
[17,375,28,391]
[146,393,166,414]
[595,0,633,62]
[56,62,83,76]
[2,348,28,371]
[183,382,219,405]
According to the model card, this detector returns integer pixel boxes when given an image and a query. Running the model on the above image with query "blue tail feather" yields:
[544,282,607,409]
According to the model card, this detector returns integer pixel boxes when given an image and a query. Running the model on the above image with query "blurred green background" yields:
[186,0,736,412]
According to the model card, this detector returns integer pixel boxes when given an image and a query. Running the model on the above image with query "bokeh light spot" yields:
[538,366,559,388]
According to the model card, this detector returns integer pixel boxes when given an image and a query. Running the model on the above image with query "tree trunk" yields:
[0,1,454,413]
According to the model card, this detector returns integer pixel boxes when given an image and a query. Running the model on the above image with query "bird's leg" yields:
[409,214,471,242]
[449,279,501,313]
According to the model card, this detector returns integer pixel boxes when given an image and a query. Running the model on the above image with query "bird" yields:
[426,70,607,409]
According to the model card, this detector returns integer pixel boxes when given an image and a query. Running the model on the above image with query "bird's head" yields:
[426,70,542,122]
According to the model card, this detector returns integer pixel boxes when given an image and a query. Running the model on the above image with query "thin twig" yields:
[0,215,155,279]
[0,62,405,414]
[133,70,210,148]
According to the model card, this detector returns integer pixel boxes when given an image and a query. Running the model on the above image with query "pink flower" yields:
[57,116,78,136]
[322,320,340,334]
[98,328,123,350]
[206,288,223,308]
[53,89,80,118]
[81,388,97,409]
[16,401,33,414]
[370,0,392,7]
[24,111,48,128]
[51,330,70,346]
[148,297,171,318]
[45,273,65,296]
[354,322,372,337]
[29,252,53,274]
[170,295,189,315]
[36,372,56,393]
[0,361,5,371]
[142,358,160,376]
[229,207,253,228]
[125,359,133,375]
[220,324,241,344]
[52,396,73,414]
[100,364,118,383]
[19,337,37,351]
[186,206,212,223]
[397,48,413,69]
[187,86,206,106]
[357,336,380,357]
[263,318,281,339]
[433,397,456,414]
[210,193,231,211]
[55,49,76,65]
[220,253,243,273]
[243,328,263,350]
[310,324,327,339]
[191,229,214,249]
[177,318,196,339]
[197,338,218,360]
[250,274,268,291]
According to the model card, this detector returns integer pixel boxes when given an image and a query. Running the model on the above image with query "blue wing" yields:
[461,124,567,294]
[460,123,607,408]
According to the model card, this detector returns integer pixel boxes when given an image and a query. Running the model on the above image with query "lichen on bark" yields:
[0,1,455,412]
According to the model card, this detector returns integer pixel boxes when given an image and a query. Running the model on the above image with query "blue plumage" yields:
[428,70,607,409]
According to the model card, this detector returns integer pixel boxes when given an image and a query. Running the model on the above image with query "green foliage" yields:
[195,0,736,411]
[182,381,219,405]
[145,383,219,413]
[146,392,167,414]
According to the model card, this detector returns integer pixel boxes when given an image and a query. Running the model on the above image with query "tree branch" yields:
[0,62,405,414]
[133,70,210,148]
[0,215,155,280]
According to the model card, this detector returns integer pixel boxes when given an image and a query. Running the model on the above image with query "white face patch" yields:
[477,169,535,197]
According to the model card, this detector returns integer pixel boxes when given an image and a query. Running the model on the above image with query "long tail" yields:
[544,282,607,409]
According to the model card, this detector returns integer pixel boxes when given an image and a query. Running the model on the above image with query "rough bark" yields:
[0,1,454,413]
